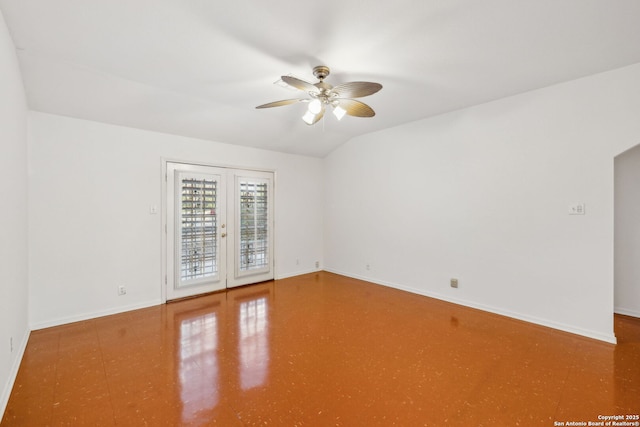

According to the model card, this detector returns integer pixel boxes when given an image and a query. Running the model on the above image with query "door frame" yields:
[161,158,276,303]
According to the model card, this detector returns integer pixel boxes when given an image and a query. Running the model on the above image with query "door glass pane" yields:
[180,177,217,285]
[239,181,268,272]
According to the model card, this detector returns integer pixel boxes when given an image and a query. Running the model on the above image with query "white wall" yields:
[0,8,29,417]
[615,143,640,317]
[28,112,324,328]
[324,63,640,343]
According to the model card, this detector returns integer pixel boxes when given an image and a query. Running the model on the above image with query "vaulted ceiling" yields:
[2,0,640,157]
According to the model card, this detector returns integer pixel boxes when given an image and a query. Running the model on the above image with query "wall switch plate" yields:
[569,203,585,215]
[450,278,458,288]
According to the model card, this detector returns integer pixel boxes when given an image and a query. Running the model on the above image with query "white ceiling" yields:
[1,0,640,157]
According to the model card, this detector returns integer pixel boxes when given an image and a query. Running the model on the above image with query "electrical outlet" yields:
[10,337,13,352]
[315,261,320,269]
[296,258,300,266]
[450,278,458,288]
[366,263,371,271]
[118,285,127,296]
[569,203,585,215]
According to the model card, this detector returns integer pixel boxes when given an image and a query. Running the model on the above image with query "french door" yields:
[165,162,274,300]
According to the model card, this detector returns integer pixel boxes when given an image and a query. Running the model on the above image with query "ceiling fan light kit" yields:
[256,65,382,126]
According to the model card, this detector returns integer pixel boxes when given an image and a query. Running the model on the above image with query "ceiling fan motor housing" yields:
[312,65,330,81]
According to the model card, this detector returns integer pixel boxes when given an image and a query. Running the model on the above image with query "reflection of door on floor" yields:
[165,162,274,300]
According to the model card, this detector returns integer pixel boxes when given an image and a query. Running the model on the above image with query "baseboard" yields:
[276,268,322,280]
[615,307,640,318]
[0,327,30,420]
[325,268,617,344]
[30,299,162,331]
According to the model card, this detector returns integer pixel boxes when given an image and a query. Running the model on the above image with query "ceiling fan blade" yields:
[336,99,376,117]
[331,82,382,98]
[256,99,306,109]
[281,76,320,94]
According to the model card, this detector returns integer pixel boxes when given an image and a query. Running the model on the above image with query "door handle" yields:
[221,233,227,238]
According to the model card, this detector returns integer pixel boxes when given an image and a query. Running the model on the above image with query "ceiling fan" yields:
[256,65,382,125]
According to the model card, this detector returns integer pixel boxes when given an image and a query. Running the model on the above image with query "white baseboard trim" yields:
[30,299,162,331]
[1,328,30,420]
[325,268,617,344]
[276,269,321,280]
[615,307,640,318]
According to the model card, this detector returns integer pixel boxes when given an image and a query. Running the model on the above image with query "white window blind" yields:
[239,181,269,271]
[180,177,217,283]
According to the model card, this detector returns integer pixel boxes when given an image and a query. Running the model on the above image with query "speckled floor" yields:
[2,272,639,426]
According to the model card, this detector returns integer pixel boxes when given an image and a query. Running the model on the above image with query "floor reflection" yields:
[179,311,219,423]
[238,295,269,390]
[174,285,273,423]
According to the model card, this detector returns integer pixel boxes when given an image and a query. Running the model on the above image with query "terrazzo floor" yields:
[2,272,639,426]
